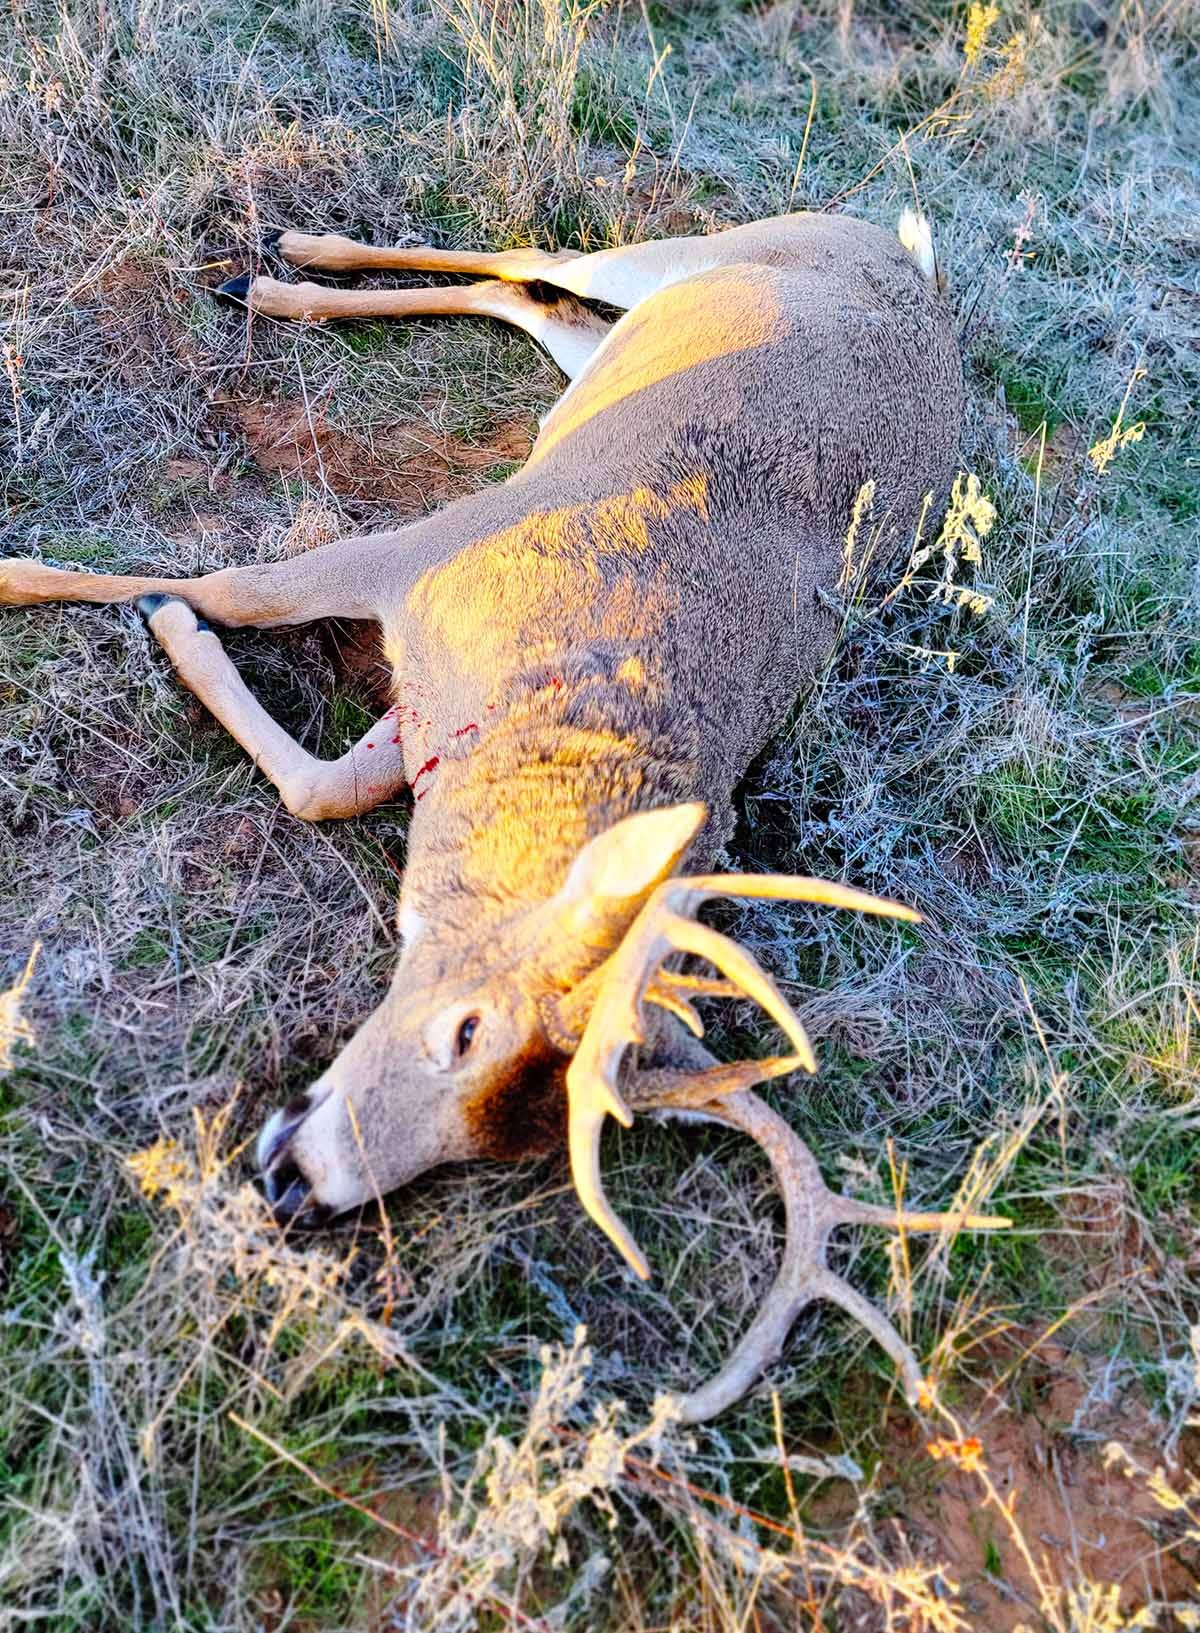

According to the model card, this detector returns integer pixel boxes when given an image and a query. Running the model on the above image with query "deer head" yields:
[256,801,708,1223]
[256,799,1009,1421]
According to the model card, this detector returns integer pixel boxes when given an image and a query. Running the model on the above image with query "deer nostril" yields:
[262,1152,297,1207]
[256,1082,338,1222]
[263,1155,331,1230]
[257,1093,316,1173]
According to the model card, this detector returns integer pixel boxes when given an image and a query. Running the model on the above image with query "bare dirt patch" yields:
[72,740,155,824]
[223,396,535,515]
[91,257,194,381]
[0,1196,16,1294]
[814,1353,1197,1628]
[996,406,1084,490]
[812,1189,1200,1626]
[319,619,395,716]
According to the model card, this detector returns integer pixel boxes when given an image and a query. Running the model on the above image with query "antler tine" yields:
[643,980,705,1039]
[667,915,818,1073]
[567,1035,646,1281]
[805,1266,926,1401]
[643,969,744,1039]
[656,971,743,996]
[668,873,924,924]
[568,1081,649,1281]
[629,1052,807,1113]
[837,1196,1012,1234]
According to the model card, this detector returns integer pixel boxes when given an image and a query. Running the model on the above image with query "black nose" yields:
[263,1156,332,1230]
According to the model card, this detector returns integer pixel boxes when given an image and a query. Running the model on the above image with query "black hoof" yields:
[260,228,283,253]
[136,592,173,623]
[137,593,205,631]
[217,272,252,301]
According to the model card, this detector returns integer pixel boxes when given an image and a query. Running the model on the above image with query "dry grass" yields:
[2,0,1199,1627]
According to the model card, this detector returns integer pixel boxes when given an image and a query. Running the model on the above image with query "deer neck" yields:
[401,669,712,944]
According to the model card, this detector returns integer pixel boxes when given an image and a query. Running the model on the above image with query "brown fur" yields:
[461,1036,569,1162]
[399,241,961,922]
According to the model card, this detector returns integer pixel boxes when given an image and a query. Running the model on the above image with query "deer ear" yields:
[560,802,708,907]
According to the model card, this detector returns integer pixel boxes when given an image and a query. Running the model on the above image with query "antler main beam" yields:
[628,1069,1007,1423]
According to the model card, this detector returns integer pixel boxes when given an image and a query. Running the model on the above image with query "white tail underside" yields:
[898,206,936,280]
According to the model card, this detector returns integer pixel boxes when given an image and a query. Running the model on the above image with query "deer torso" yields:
[384,221,963,872]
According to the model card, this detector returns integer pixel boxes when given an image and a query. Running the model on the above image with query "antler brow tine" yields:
[566,1054,649,1281]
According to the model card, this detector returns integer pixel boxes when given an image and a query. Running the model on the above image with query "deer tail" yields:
[898,207,937,282]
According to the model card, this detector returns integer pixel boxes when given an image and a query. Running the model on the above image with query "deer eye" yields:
[454,1014,480,1060]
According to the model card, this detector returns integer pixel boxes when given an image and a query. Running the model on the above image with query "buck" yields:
[1,208,1007,1421]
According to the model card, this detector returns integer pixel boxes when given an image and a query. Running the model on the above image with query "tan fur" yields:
[0,210,964,1233]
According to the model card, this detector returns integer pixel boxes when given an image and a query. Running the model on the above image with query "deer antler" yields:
[628,1059,1008,1421]
[562,874,1010,1419]
[565,872,921,1278]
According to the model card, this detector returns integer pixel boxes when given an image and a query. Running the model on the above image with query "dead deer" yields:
[1,208,1008,1421]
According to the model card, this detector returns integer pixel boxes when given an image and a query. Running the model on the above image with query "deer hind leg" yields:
[222,273,612,381]
[270,211,931,313]
[265,221,793,311]
[140,596,406,820]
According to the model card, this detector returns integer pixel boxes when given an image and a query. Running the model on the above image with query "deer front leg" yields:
[2,532,425,818]
[140,597,406,819]
[0,535,396,625]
